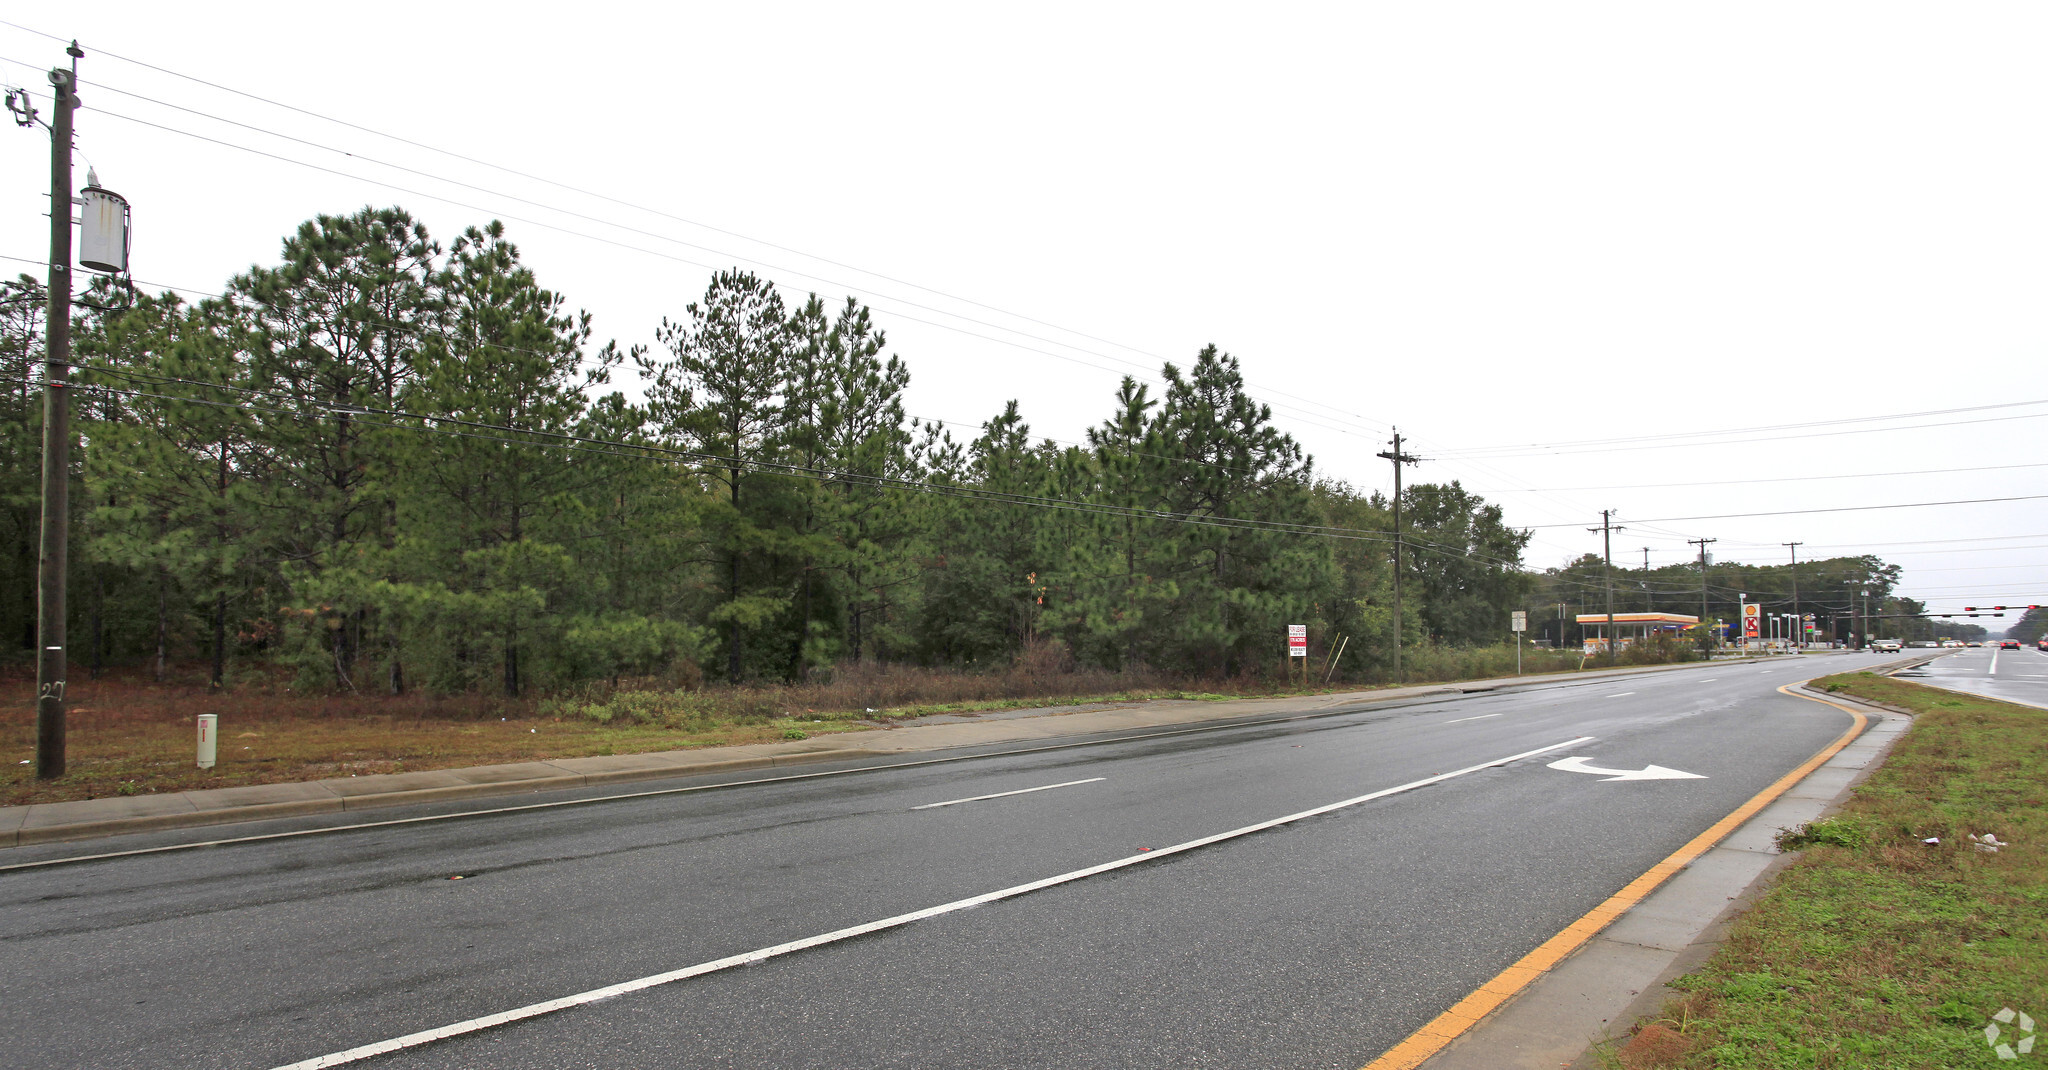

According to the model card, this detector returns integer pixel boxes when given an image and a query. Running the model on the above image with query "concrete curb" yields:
[1,747,888,848]
[0,652,1866,850]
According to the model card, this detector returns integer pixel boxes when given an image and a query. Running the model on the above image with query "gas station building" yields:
[1577,612,1700,654]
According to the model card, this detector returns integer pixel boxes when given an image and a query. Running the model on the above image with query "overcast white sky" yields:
[4,3,2044,626]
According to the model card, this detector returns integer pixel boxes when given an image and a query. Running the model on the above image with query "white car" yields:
[1871,639,1903,653]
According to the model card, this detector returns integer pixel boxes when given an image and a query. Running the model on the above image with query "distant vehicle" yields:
[1872,638,1903,653]
[1942,640,1965,648]
[1967,641,1983,647]
[2000,640,2022,650]
[1909,641,1940,648]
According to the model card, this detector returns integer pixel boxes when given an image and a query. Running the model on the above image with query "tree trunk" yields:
[154,570,169,683]
[212,441,230,690]
[211,591,226,689]
[726,465,743,683]
[89,568,103,680]
[503,634,520,698]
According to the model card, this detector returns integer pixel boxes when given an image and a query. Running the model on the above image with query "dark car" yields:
[2000,640,2022,649]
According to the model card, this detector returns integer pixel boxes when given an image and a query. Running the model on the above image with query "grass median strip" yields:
[1597,672,2047,1069]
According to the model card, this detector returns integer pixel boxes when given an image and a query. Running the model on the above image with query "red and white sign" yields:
[1288,624,1308,657]
[1742,603,1760,639]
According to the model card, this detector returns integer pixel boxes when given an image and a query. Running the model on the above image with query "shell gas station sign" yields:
[1742,603,1761,639]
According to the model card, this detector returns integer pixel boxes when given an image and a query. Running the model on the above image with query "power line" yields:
[1,20,1400,441]
[1508,459,2048,493]
[83,104,1385,449]
[1726,532,2048,551]
[4,257,1293,485]
[0,29,1395,447]
[1436,397,2048,457]
[1522,495,2048,528]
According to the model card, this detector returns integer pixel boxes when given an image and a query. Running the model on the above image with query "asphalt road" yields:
[0,663,1862,1070]
[1893,645,2048,709]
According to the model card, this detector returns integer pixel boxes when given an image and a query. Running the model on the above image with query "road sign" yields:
[1510,610,1527,633]
[1743,602,1760,639]
[1287,624,1307,657]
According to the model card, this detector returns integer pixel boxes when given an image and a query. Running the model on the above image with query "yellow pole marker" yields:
[1360,683,1870,1070]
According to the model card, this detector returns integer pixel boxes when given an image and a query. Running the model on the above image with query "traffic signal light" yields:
[1966,606,1977,612]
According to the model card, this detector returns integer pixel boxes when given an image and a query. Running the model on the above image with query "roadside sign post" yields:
[1510,610,1527,675]
[1742,603,1760,651]
[1288,624,1307,687]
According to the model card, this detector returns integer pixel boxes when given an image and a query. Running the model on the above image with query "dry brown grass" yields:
[0,653,1275,806]
[2,640,1701,808]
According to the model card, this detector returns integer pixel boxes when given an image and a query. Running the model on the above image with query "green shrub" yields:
[1775,817,1867,851]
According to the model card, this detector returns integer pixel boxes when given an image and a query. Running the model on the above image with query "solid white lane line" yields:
[1697,679,1718,683]
[265,735,1597,1070]
[910,778,1105,810]
[1443,714,1503,724]
[1989,650,2001,675]
[1606,692,1637,698]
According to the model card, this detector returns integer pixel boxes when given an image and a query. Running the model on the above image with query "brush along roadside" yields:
[3,642,1694,807]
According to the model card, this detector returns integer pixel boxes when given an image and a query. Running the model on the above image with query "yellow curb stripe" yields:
[1359,683,1870,1070]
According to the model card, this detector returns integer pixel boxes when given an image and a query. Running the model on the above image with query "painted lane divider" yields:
[1547,756,1706,782]
[1442,714,1503,725]
[1605,692,1637,698]
[910,778,1105,810]
[265,735,1597,1070]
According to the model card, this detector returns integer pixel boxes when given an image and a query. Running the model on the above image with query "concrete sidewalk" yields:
[0,656,1803,848]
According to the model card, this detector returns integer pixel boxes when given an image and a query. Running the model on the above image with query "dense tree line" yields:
[20,206,1883,697]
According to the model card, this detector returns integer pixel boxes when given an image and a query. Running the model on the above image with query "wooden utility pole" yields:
[1783,541,1803,648]
[1589,511,1623,665]
[1376,431,1421,682]
[36,42,83,780]
[1688,536,1716,644]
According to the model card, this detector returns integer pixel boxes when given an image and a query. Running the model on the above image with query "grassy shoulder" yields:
[2,641,1684,808]
[1601,671,2047,1069]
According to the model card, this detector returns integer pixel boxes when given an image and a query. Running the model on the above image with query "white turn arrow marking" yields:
[1546,756,1708,782]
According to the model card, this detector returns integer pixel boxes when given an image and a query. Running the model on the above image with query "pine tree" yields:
[386,221,610,695]
[230,207,440,689]
[641,270,800,683]
[1148,346,1327,674]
